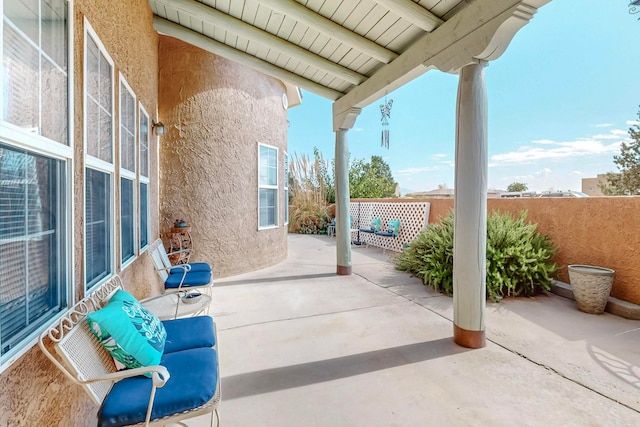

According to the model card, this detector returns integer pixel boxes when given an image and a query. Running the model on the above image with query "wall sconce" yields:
[152,120,166,136]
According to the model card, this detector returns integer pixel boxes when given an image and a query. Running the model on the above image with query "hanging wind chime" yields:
[379,95,393,149]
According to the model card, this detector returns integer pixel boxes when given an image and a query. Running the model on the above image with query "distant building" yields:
[582,174,610,196]
[406,187,455,198]
[406,188,504,198]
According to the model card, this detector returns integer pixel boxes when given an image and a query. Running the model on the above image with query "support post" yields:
[453,62,487,349]
[333,107,360,276]
[335,129,351,275]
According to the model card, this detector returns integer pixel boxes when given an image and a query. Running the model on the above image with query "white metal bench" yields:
[38,276,221,427]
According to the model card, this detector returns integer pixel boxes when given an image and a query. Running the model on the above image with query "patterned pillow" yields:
[370,218,381,232]
[87,290,166,372]
[387,219,401,236]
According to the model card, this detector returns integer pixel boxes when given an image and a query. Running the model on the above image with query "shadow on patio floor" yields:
[222,338,468,400]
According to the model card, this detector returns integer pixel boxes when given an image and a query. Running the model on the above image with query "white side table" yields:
[141,292,211,320]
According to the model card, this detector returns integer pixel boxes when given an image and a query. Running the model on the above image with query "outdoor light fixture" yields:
[152,120,166,136]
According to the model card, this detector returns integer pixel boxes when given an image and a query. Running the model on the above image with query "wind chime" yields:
[379,95,393,149]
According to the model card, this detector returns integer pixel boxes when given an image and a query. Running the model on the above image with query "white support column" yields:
[335,129,351,275]
[333,107,361,275]
[453,62,488,349]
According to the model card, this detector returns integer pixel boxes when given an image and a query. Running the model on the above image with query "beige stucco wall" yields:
[370,197,640,305]
[0,1,160,426]
[158,36,289,278]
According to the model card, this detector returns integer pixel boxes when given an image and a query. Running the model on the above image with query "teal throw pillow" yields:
[87,292,166,372]
[387,219,401,236]
[109,288,138,304]
[371,218,381,232]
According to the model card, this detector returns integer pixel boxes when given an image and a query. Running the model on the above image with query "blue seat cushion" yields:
[163,316,216,354]
[164,271,212,289]
[98,347,218,427]
[170,262,212,275]
[375,231,395,237]
[359,228,375,233]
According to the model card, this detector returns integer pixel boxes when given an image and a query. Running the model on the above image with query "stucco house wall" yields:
[0,1,292,424]
[158,36,289,278]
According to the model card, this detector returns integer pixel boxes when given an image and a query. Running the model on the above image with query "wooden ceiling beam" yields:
[257,0,398,64]
[157,0,366,85]
[154,17,343,100]
[370,0,444,32]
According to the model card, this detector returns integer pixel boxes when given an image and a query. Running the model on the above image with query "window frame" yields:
[83,19,115,291]
[118,74,136,267]
[138,104,150,252]
[258,143,278,230]
[284,151,289,226]
[0,0,74,374]
[0,0,71,151]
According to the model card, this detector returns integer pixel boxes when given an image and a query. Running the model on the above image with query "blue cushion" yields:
[375,231,394,237]
[164,270,212,289]
[87,291,166,370]
[370,218,381,232]
[163,316,216,354]
[170,262,212,275]
[359,228,375,233]
[98,347,218,427]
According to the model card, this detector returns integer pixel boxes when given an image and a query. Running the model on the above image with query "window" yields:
[2,0,68,144]
[0,145,69,368]
[84,23,114,290]
[85,168,111,287]
[139,105,150,250]
[258,144,278,229]
[0,0,71,372]
[119,76,136,265]
[284,152,289,225]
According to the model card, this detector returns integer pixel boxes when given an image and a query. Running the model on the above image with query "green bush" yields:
[395,211,557,301]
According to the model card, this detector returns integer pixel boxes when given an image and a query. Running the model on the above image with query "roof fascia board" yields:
[333,0,550,131]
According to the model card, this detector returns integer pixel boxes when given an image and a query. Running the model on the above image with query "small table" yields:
[141,292,212,320]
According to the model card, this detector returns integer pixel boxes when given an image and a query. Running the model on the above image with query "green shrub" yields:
[396,211,557,301]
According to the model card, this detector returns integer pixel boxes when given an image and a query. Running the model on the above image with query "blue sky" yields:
[287,1,640,194]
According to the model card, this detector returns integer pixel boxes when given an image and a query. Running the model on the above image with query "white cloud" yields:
[352,127,364,132]
[569,170,583,176]
[531,139,557,145]
[491,137,624,165]
[627,120,640,126]
[396,165,442,175]
[595,123,613,128]
[593,129,628,139]
[500,168,551,184]
[431,153,447,159]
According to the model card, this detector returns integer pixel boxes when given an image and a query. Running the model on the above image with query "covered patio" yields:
[199,235,640,425]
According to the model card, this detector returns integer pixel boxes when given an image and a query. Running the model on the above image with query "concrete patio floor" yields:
[193,234,640,426]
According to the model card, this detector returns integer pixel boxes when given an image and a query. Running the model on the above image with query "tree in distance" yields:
[600,107,640,196]
[506,182,528,192]
[349,155,397,199]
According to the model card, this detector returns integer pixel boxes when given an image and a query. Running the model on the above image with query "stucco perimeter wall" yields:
[0,2,161,426]
[365,197,640,305]
[158,37,288,278]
